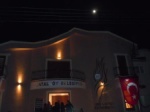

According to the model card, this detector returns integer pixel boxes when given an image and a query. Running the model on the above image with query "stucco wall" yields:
[0,31,137,112]
[2,50,32,112]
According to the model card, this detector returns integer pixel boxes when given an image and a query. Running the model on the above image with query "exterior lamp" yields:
[100,82,104,86]
[17,76,22,85]
[17,81,22,94]
[57,51,62,60]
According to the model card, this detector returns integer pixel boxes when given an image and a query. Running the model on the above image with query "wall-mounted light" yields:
[57,51,62,60]
[16,74,23,94]
[17,84,21,90]
[100,82,104,86]
[17,75,22,85]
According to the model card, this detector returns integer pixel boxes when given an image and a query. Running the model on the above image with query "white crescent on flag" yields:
[127,82,138,94]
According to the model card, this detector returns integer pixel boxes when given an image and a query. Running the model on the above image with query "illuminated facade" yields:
[0,28,148,112]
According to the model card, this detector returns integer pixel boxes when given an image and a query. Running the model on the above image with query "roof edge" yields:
[0,27,137,47]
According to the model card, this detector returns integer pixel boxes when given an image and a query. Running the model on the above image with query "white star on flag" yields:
[132,95,136,99]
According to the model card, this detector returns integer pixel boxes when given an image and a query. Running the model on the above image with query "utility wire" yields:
[0,7,149,24]
[0,6,91,12]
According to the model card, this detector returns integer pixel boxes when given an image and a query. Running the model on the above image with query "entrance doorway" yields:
[49,93,70,106]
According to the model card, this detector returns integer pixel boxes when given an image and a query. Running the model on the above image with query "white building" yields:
[0,28,147,112]
[133,49,150,112]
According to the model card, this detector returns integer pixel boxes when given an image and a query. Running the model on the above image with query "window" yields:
[0,56,6,77]
[116,55,128,76]
[134,66,140,74]
[134,66,145,74]
[47,60,71,79]
[140,66,144,73]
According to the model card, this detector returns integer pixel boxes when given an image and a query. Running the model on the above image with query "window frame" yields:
[114,54,129,76]
[45,59,72,79]
[0,54,9,78]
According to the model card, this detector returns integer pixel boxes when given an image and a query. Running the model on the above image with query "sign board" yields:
[35,98,43,112]
[30,80,86,90]
[94,73,101,81]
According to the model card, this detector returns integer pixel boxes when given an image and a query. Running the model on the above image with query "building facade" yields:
[133,49,150,112]
[0,28,147,112]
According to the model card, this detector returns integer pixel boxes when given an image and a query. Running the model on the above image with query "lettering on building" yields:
[30,80,86,90]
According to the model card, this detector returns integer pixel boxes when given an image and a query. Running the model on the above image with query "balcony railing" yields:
[32,69,85,81]
[113,67,137,77]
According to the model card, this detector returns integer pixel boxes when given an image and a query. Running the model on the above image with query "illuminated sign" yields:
[30,80,86,90]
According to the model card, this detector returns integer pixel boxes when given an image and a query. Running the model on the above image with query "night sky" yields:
[0,0,150,49]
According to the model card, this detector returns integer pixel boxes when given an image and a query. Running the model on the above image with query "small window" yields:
[116,55,128,76]
[140,66,144,73]
[0,56,6,77]
[134,66,140,74]
[134,66,145,74]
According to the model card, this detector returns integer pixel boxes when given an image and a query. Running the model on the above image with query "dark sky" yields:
[0,0,150,49]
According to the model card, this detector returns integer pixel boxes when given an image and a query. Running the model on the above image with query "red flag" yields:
[119,76,139,105]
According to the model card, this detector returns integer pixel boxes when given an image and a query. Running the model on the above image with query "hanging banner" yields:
[119,76,139,105]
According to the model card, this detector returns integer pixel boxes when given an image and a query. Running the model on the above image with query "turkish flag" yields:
[119,76,139,105]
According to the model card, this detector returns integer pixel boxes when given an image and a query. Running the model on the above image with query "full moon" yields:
[92,9,97,14]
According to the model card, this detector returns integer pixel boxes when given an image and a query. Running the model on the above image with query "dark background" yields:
[0,0,150,49]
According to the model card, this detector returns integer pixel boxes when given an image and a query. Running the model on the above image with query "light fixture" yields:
[57,51,62,60]
[100,82,104,86]
[17,75,22,85]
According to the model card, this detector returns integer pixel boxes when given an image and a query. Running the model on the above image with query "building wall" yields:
[0,31,138,112]
[106,33,137,112]
[70,33,112,112]
[1,50,32,112]
[133,49,150,112]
